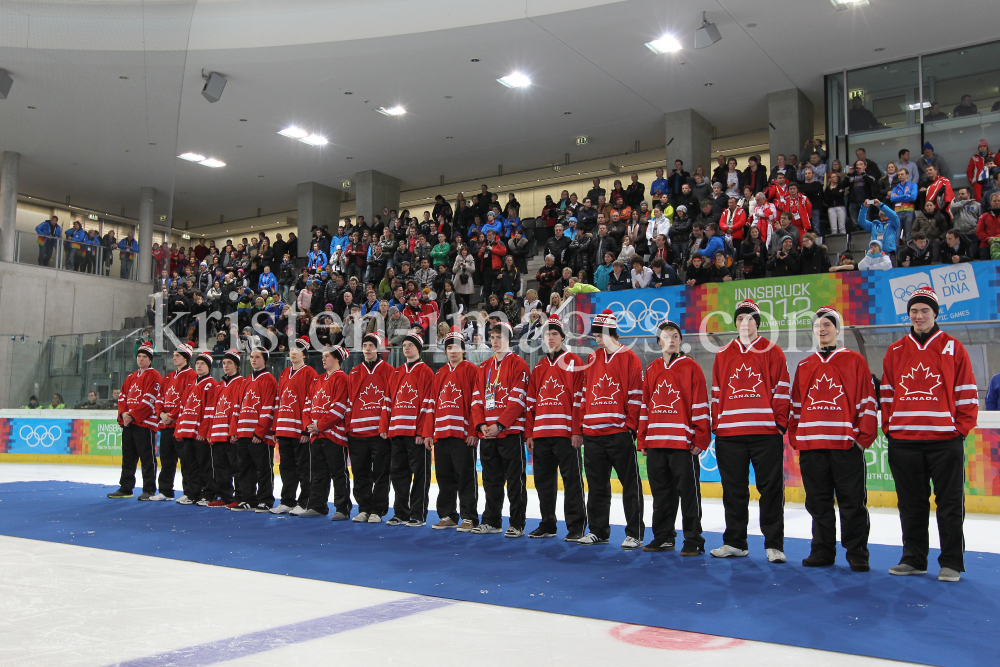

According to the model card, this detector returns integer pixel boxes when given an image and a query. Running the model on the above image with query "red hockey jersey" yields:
[780,194,813,240]
[637,354,711,451]
[420,360,482,441]
[209,375,244,443]
[474,352,530,434]
[580,345,643,436]
[174,375,218,440]
[788,348,877,450]
[380,360,435,438]
[230,370,278,443]
[880,329,978,441]
[525,350,584,439]
[719,207,748,241]
[711,335,790,436]
[118,367,163,430]
[160,367,196,429]
[303,370,350,445]
[274,364,319,439]
[346,359,393,437]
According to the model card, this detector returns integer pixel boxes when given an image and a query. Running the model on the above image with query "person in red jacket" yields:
[924,165,955,223]
[710,299,790,563]
[108,341,163,500]
[303,346,352,519]
[478,228,507,298]
[718,197,747,242]
[975,192,1000,260]
[637,321,710,555]
[381,330,435,526]
[206,349,244,508]
[577,310,644,549]
[788,307,877,571]
[271,337,319,515]
[347,332,394,523]
[153,342,195,502]
[472,322,530,537]
[421,328,482,531]
[524,316,586,541]
[880,288,978,582]
[781,182,813,239]
[173,351,218,506]
[229,347,278,512]
[967,139,994,201]
[765,172,790,209]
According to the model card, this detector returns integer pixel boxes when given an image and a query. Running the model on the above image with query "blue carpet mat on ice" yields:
[0,481,996,667]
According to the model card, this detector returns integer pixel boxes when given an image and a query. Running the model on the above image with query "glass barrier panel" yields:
[846,58,920,136]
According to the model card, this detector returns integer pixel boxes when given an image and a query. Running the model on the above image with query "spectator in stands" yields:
[544,223,571,266]
[799,153,827,185]
[858,200,900,264]
[848,96,881,132]
[981,171,1000,211]
[75,391,102,409]
[118,231,139,279]
[769,212,800,254]
[916,143,948,191]
[308,242,327,270]
[953,94,978,117]
[586,178,606,206]
[696,223,725,260]
[895,149,918,185]
[617,235,636,265]
[923,102,948,122]
[684,255,710,286]
[624,173,645,208]
[647,257,680,287]
[770,155,796,183]
[950,187,981,250]
[258,265,277,293]
[650,168,669,201]
[898,232,934,267]
[591,223,618,269]
[743,155,768,195]
[706,182,729,215]
[940,228,974,264]
[968,140,995,201]
[876,162,901,201]
[721,157,742,198]
[707,251,736,283]
[607,260,631,291]
[626,256,651,289]
[646,206,670,247]
[535,255,560,305]
[924,164,955,226]
[824,172,848,235]
[667,161,690,204]
[690,173,711,202]
[846,160,877,229]
[829,251,857,273]
[593,252,615,291]
[854,148,882,182]
[478,229,506,297]
[47,393,66,410]
[798,233,830,274]
[889,169,918,242]
[766,236,801,277]
[626,210,648,259]
[695,200,719,229]
[498,255,521,298]
[35,215,61,267]
[686,222,707,263]
[798,168,823,234]
[976,192,1000,260]
[674,183,699,215]
[858,240,892,271]
[740,224,768,280]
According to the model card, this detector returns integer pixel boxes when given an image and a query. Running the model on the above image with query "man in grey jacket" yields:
[950,187,981,248]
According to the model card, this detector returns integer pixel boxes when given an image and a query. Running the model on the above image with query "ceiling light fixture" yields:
[199,158,226,168]
[299,134,328,146]
[497,72,531,88]
[831,0,869,10]
[178,152,207,162]
[694,12,722,49]
[278,126,308,139]
[375,105,406,116]
[645,35,682,54]
[908,102,932,110]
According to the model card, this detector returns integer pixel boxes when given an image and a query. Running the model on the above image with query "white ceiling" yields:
[0,0,997,228]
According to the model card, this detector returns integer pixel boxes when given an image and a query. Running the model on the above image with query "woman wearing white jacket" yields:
[646,206,672,247]
[452,246,476,308]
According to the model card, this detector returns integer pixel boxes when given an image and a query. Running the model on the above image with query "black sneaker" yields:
[528,527,557,539]
[137,492,151,501]
[254,503,272,513]
[802,554,835,567]
[680,544,705,557]
[643,539,675,552]
[107,490,133,499]
[386,517,406,526]
[230,502,254,512]
[564,532,584,542]
[848,557,871,572]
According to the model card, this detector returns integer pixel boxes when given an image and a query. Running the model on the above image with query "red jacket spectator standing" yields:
[781,186,813,238]
[967,140,995,201]
[719,204,748,241]
[976,197,1000,258]
[925,166,955,222]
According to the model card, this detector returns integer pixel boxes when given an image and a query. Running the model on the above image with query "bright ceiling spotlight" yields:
[299,134,328,146]
[178,152,206,162]
[645,35,682,54]
[278,126,308,139]
[497,72,531,88]
[908,102,932,110]
[831,0,870,10]
[199,158,226,168]
[375,105,407,116]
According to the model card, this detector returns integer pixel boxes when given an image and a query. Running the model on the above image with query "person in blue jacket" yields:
[985,372,1000,410]
[696,222,725,259]
[889,174,919,242]
[65,221,89,271]
[84,229,100,273]
[258,265,278,293]
[35,216,61,266]
[501,212,521,238]
[482,211,503,238]
[857,200,901,264]
[118,232,139,279]
[308,242,328,270]
[330,226,349,257]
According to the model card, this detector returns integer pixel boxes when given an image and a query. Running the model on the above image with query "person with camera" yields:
[847,161,877,231]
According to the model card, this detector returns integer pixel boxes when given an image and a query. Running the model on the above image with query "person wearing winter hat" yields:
[858,239,892,271]
[108,341,164,500]
[881,288,978,582]
[152,342,196,502]
[710,299,791,563]
[788,307,877,571]
[229,347,279,513]
[271,336,319,515]
[967,139,995,201]
[206,349,245,508]
[577,310,645,549]
[173,351,219,506]
[303,345,353,519]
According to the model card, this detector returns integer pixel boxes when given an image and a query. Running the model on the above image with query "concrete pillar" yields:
[354,169,400,231]
[138,186,154,283]
[767,88,814,166]
[296,182,342,257]
[664,109,713,175]
[0,151,20,263]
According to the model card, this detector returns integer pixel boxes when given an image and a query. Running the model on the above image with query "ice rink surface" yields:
[3,463,999,667]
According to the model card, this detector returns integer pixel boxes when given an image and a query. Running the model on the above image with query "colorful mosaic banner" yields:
[0,417,122,456]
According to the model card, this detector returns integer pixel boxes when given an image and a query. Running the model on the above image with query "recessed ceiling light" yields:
[239,118,247,122]
[471,58,480,62]
[645,35,682,54]
[564,111,572,115]
[908,102,932,110]
[746,23,757,27]
[236,145,242,148]
[119,76,128,80]
[346,156,353,159]
[344,91,353,95]
[375,105,406,116]
[704,82,714,86]
[300,134,328,146]
[199,158,226,168]
[831,0,869,10]
[258,175,264,177]
[444,95,453,99]
[178,152,207,162]
[446,136,454,139]
[278,126,308,139]
[497,72,531,88]
[27,106,35,109]
[874,47,885,52]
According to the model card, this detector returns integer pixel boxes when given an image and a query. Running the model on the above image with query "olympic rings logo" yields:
[892,281,930,302]
[606,298,671,334]
[18,425,63,448]
[698,441,718,472]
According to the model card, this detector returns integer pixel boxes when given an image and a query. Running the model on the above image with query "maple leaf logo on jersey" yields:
[591,374,620,404]
[395,383,418,408]
[310,388,330,410]
[277,388,298,413]
[242,390,260,413]
[807,375,844,407]
[728,365,762,396]
[650,381,681,411]
[163,385,180,407]
[538,377,565,404]
[358,385,385,410]
[438,381,462,408]
[127,383,142,402]
[215,395,232,418]
[182,395,202,417]
[900,364,942,397]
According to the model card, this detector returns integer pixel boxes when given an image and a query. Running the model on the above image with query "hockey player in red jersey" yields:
[421,328,482,531]
[881,288,978,582]
[524,316,586,541]
[271,337,319,515]
[381,330,435,527]
[108,341,163,500]
[637,321,710,555]
[153,342,195,502]
[710,299,790,563]
[173,351,218,506]
[303,346,352,519]
[229,347,278,513]
[206,349,244,508]
[473,322,530,537]
[577,309,645,549]
[789,307,877,571]
[347,332,394,523]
